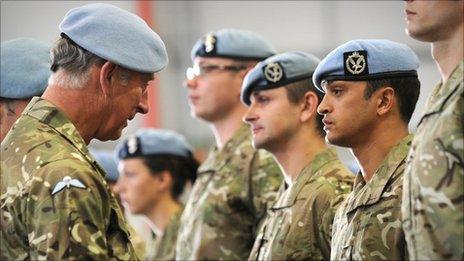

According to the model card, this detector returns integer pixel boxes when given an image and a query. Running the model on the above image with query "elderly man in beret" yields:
[177,29,282,260]
[0,38,50,142]
[241,51,353,260]
[0,3,168,260]
[313,39,421,260]
[402,2,463,260]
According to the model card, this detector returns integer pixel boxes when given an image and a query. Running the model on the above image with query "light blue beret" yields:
[241,51,321,106]
[190,28,276,61]
[115,128,194,161]
[1,38,50,99]
[312,39,420,92]
[91,150,119,183]
[59,3,168,73]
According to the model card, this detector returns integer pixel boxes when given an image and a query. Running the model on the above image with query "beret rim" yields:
[243,73,313,106]
[119,152,191,161]
[195,52,271,61]
[317,70,418,92]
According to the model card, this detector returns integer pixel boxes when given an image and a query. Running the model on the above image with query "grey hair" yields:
[48,35,106,89]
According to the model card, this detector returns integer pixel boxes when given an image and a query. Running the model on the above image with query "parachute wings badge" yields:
[51,176,87,196]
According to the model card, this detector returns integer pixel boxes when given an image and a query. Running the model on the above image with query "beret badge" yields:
[263,62,283,83]
[127,136,139,155]
[204,33,217,53]
[344,50,368,76]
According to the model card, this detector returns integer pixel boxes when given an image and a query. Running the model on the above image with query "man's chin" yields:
[252,139,269,151]
[96,128,124,142]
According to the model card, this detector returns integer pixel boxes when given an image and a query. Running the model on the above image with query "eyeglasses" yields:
[186,63,247,80]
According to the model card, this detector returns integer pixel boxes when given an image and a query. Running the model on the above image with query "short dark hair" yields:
[284,78,325,137]
[365,76,420,123]
[142,154,199,200]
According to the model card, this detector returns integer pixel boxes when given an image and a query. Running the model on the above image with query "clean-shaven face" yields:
[184,57,245,122]
[243,88,301,151]
[404,0,464,42]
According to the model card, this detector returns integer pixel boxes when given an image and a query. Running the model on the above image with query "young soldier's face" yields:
[115,158,164,215]
[317,81,377,148]
[404,0,463,42]
[243,88,300,151]
[184,57,245,122]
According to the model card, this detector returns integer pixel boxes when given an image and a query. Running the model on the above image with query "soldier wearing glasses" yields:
[176,29,283,260]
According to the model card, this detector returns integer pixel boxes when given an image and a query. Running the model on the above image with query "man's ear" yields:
[99,61,117,96]
[376,87,395,116]
[300,91,318,123]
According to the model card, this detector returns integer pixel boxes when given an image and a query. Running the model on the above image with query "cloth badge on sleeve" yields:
[51,176,87,196]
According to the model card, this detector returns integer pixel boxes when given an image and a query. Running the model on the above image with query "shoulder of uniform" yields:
[31,158,106,196]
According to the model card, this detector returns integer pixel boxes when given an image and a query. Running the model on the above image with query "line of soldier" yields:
[0,1,462,260]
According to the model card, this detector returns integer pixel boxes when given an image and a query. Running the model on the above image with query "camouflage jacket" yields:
[331,135,413,260]
[0,97,136,260]
[175,124,282,260]
[402,60,463,260]
[248,148,353,260]
[146,209,182,260]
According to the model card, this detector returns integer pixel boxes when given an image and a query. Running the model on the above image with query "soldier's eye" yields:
[332,88,343,96]
[256,95,270,104]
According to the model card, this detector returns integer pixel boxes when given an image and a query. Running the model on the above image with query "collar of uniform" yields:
[197,124,251,174]
[417,59,463,127]
[345,134,413,214]
[274,148,339,207]
[24,97,91,162]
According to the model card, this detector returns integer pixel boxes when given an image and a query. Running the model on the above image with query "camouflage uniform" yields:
[331,135,413,260]
[402,60,463,260]
[248,148,353,260]
[175,124,282,260]
[146,209,182,260]
[0,97,136,260]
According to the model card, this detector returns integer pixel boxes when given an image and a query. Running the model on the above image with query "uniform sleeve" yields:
[248,149,283,236]
[25,159,119,260]
[309,185,340,260]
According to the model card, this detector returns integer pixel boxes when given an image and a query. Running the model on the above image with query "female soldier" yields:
[115,128,198,260]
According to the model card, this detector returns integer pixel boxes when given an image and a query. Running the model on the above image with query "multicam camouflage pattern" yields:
[0,97,137,260]
[402,60,463,260]
[248,148,353,260]
[175,125,282,260]
[331,135,413,260]
[146,209,182,260]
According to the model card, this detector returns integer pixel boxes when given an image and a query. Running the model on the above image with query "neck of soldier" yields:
[350,117,409,183]
[210,105,248,150]
[42,71,102,145]
[145,194,182,237]
[431,22,463,83]
[271,126,327,185]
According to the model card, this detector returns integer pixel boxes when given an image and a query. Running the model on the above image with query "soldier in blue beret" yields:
[0,38,50,142]
[177,28,283,260]
[1,3,168,260]
[241,51,353,260]
[313,39,421,260]
[114,129,198,260]
[402,1,463,260]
